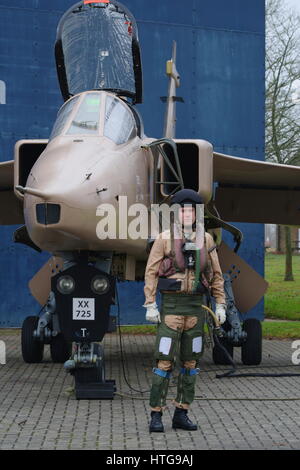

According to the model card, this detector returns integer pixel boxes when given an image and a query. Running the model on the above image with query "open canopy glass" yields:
[55,0,143,104]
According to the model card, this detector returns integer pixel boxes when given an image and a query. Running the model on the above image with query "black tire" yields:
[241,319,262,365]
[75,343,105,383]
[50,334,72,363]
[212,336,234,365]
[21,316,44,363]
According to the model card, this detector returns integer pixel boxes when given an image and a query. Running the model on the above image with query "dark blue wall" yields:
[0,0,265,325]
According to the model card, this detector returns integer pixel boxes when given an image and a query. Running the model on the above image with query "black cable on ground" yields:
[213,333,300,378]
[116,288,300,386]
[115,283,151,394]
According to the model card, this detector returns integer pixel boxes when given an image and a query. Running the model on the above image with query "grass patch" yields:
[0,328,20,336]
[262,321,300,339]
[118,325,157,335]
[264,254,300,320]
[119,321,300,339]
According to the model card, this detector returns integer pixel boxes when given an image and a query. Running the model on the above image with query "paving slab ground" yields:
[0,330,300,450]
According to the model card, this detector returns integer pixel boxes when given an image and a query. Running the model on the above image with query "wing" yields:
[0,160,24,225]
[213,152,300,225]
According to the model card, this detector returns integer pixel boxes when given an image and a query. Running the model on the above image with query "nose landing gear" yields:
[21,257,117,400]
[65,342,116,399]
[212,274,262,366]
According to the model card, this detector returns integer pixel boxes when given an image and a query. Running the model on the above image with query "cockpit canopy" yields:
[50,91,143,144]
[55,0,142,104]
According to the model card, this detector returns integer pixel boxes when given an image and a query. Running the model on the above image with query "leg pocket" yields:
[180,317,205,362]
[158,337,172,355]
[154,319,182,362]
[192,336,202,353]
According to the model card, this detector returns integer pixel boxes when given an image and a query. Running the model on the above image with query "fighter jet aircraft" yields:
[1,0,300,398]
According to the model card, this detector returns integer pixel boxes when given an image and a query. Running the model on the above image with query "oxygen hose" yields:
[201,304,300,379]
[193,249,201,293]
[201,304,236,377]
[201,304,221,329]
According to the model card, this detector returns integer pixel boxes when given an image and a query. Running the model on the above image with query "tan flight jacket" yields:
[144,231,226,305]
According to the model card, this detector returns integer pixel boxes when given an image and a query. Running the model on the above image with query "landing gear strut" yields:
[212,273,262,366]
[65,342,116,399]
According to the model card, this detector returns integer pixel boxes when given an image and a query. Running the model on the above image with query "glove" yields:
[143,302,161,323]
[215,303,226,324]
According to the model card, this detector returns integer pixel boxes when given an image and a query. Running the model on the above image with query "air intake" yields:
[36,204,61,225]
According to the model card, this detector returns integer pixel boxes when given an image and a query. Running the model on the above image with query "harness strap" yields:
[152,367,172,379]
[170,214,181,272]
[180,367,200,376]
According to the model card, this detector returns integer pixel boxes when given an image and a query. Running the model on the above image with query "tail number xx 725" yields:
[72,298,95,320]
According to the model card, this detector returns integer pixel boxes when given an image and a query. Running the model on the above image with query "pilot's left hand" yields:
[215,303,227,324]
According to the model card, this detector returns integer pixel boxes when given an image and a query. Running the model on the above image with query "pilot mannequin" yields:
[143,189,226,432]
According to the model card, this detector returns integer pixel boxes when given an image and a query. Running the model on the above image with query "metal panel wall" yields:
[0,0,265,325]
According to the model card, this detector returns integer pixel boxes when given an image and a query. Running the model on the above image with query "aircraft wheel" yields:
[212,337,234,365]
[241,319,262,365]
[50,334,72,363]
[21,316,44,363]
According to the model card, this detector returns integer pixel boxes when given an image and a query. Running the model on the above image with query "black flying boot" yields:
[172,408,197,431]
[149,411,164,432]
